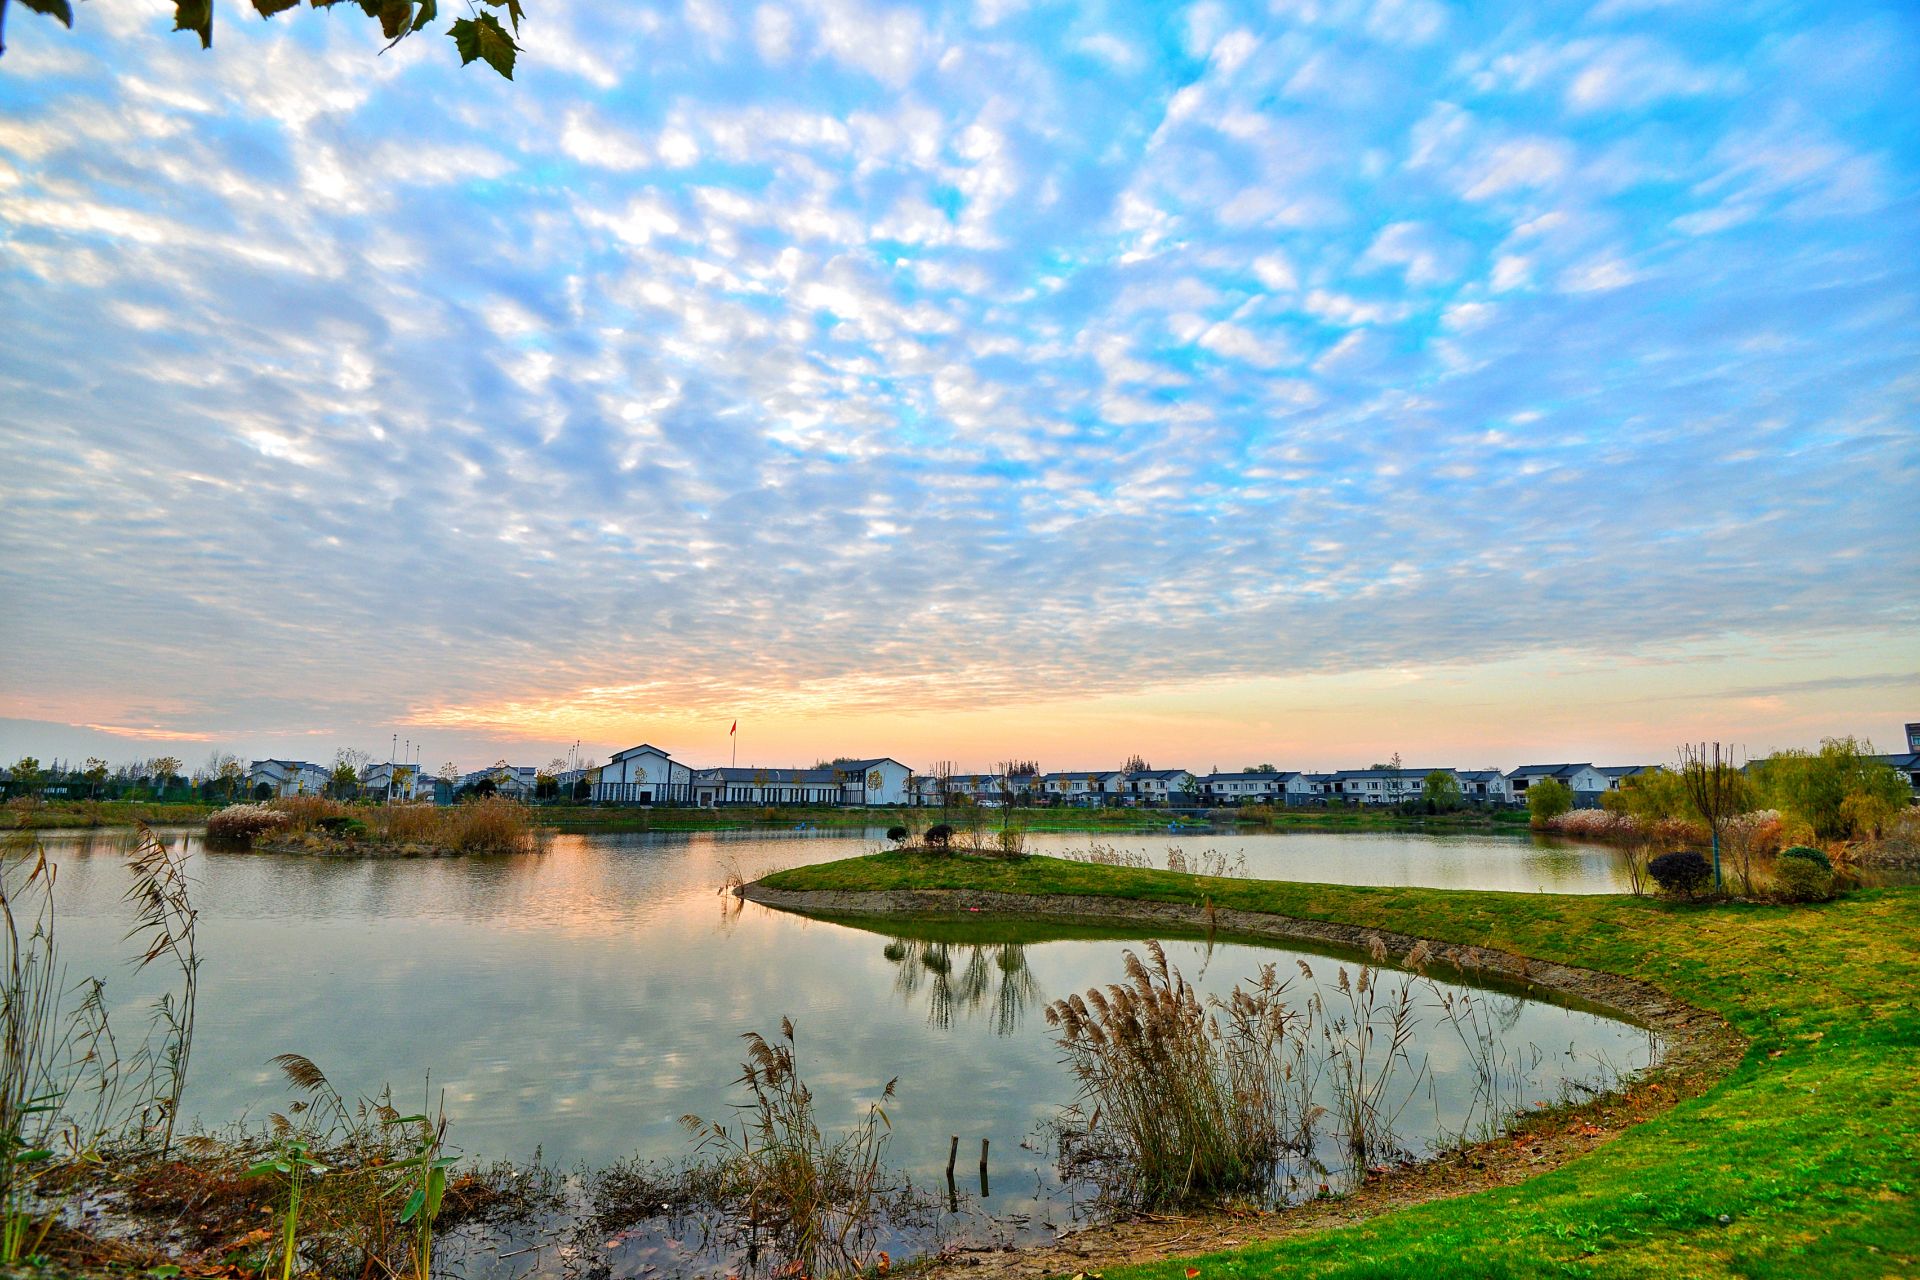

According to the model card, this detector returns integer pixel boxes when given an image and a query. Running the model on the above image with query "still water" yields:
[33,825,1653,1264]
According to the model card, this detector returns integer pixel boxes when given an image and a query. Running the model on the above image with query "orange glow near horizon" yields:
[390,629,1918,774]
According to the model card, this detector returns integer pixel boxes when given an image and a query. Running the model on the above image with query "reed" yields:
[682,1019,900,1278]
[1045,941,1311,1208]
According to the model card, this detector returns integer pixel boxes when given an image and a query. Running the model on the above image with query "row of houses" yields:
[944,762,1661,809]
[235,738,1920,812]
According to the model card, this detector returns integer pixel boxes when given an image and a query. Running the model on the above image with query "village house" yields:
[247,759,329,797]
[1121,768,1197,805]
[1505,763,1613,808]
[592,744,693,805]
[461,764,539,798]
[691,757,913,807]
[1038,770,1124,805]
[359,761,430,801]
[1201,770,1297,804]
[1316,767,1453,805]
[1454,769,1513,805]
[1599,765,1661,792]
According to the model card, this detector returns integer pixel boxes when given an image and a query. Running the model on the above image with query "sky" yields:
[1,0,1917,777]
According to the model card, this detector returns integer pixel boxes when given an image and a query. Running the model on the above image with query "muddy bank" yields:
[739,882,1746,1280]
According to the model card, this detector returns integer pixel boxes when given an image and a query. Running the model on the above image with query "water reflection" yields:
[882,937,1039,1035]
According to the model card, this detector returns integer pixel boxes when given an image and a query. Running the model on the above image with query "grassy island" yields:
[754,851,1919,1280]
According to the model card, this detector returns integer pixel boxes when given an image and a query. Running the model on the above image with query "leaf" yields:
[400,1188,425,1224]
[450,11,517,78]
[16,0,75,29]
[375,0,411,39]
[251,0,301,15]
[173,0,213,47]
[409,0,436,33]
[479,0,522,32]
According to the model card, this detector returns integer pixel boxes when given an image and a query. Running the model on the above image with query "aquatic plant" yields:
[1312,939,1426,1163]
[244,1135,328,1280]
[125,824,200,1156]
[682,1019,901,1278]
[1045,941,1312,1207]
[1,841,123,1264]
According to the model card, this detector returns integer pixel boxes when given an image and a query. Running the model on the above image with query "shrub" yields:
[1772,857,1834,903]
[1648,850,1712,898]
[995,826,1028,859]
[885,825,909,844]
[923,823,953,851]
[206,802,289,842]
[1527,779,1573,827]
[1779,844,1831,869]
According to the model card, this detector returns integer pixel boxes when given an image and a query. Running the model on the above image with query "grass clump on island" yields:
[758,850,1920,1280]
[207,794,535,856]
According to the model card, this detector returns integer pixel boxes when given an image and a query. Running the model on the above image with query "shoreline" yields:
[740,877,1743,1280]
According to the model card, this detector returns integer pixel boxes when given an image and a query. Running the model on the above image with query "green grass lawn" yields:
[761,852,1920,1279]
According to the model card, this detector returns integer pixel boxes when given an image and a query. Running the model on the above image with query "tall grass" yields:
[682,1019,900,1278]
[1045,941,1311,1207]
[1,840,122,1262]
[210,796,534,854]
[125,824,199,1155]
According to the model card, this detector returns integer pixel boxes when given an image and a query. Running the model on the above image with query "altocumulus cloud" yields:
[0,0,1916,740]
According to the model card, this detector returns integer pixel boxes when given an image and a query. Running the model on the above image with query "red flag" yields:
[729,721,737,735]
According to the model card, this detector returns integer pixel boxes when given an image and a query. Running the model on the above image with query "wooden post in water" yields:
[979,1137,990,1198]
[947,1135,959,1212]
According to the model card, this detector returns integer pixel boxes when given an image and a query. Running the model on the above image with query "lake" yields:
[27,825,1656,1272]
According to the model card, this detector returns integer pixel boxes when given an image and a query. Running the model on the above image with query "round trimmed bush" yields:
[924,823,954,850]
[1779,844,1831,870]
[1649,850,1713,898]
[1773,856,1834,903]
[886,825,910,844]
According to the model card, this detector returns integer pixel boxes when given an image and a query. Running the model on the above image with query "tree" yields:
[7,756,42,798]
[1422,770,1462,812]
[1122,754,1151,773]
[82,756,110,798]
[439,761,460,784]
[1750,737,1908,842]
[1528,778,1573,827]
[150,756,185,792]
[1677,742,1746,893]
[2,0,529,80]
[328,762,360,800]
[930,760,956,824]
[211,754,245,802]
[1244,763,1278,774]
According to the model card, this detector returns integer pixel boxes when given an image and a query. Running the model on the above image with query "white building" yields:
[593,744,693,804]
[1506,764,1613,807]
[1122,768,1197,805]
[360,761,429,801]
[247,759,329,797]
[1454,769,1514,805]
[1038,770,1125,805]
[691,757,913,807]
[461,764,539,798]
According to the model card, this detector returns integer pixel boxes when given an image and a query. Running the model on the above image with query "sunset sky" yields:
[2,0,1915,775]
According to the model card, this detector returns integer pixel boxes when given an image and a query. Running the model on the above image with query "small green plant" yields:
[385,1107,455,1280]
[1649,850,1712,898]
[1772,857,1834,903]
[1778,844,1831,869]
[244,1137,328,1280]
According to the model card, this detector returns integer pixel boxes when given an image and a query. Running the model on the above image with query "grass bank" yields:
[0,799,217,829]
[759,852,1919,1280]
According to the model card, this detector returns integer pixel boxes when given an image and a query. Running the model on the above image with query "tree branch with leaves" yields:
[1,0,527,79]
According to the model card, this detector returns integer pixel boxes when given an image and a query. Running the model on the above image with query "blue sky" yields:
[1,0,1916,772]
